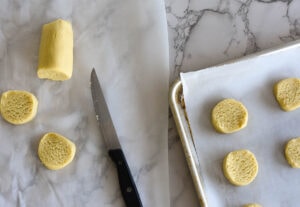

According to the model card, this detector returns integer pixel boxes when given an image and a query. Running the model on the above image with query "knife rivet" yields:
[126,187,132,193]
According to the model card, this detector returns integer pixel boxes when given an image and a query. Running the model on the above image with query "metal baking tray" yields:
[169,40,300,207]
[169,79,208,207]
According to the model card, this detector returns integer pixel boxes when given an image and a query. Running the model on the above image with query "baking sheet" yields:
[169,80,207,207]
[180,40,300,207]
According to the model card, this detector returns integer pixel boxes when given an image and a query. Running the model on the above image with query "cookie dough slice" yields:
[285,137,300,168]
[38,132,76,170]
[0,90,38,125]
[223,149,258,186]
[274,78,300,111]
[37,19,73,80]
[243,204,262,207]
[212,98,248,133]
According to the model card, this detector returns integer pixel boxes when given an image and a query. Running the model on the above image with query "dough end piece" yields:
[37,19,73,81]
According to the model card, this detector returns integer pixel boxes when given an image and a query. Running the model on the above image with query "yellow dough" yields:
[211,98,248,133]
[0,90,38,125]
[37,19,73,81]
[285,137,300,168]
[243,204,262,207]
[223,149,258,186]
[274,78,300,111]
[38,132,76,170]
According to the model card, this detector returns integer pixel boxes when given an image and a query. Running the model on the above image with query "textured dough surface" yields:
[243,204,262,207]
[37,19,73,81]
[223,149,258,186]
[38,132,76,170]
[211,98,248,133]
[274,78,300,111]
[285,137,300,168]
[0,90,38,125]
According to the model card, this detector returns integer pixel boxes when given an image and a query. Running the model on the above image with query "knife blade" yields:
[90,68,143,207]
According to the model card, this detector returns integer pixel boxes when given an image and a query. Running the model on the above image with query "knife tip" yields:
[91,68,96,79]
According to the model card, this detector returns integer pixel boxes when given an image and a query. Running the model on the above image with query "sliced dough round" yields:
[285,137,300,168]
[38,132,76,170]
[274,78,300,111]
[223,149,258,186]
[243,204,262,207]
[0,90,38,125]
[211,98,248,133]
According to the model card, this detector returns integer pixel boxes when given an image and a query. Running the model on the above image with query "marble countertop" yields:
[166,0,300,206]
[0,0,300,206]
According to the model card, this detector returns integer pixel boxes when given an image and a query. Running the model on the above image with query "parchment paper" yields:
[0,1,169,206]
[181,40,300,207]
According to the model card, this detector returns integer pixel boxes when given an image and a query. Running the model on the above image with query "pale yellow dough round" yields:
[211,98,248,133]
[243,204,262,207]
[285,137,300,168]
[223,149,258,186]
[38,132,76,170]
[274,78,300,111]
[0,90,38,125]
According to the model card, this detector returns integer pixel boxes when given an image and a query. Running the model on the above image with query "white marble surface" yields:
[166,0,300,206]
[1,0,300,206]
[0,0,169,207]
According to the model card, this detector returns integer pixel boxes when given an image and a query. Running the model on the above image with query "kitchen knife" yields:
[90,68,143,207]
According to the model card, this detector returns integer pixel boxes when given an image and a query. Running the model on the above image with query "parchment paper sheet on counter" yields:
[0,0,170,206]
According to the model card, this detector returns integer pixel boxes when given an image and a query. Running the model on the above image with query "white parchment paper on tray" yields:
[181,41,300,207]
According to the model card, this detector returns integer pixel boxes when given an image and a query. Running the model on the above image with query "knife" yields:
[90,68,143,207]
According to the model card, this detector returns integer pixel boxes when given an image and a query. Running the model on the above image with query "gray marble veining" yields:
[166,0,300,206]
[167,0,300,81]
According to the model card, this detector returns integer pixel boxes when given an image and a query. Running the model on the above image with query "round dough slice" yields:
[243,204,262,207]
[223,149,258,186]
[0,90,38,125]
[212,98,248,133]
[285,137,300,168]
[38,132,76,170]
[274,78,300,111]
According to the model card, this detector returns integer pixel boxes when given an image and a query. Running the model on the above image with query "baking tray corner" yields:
[169,79,208,207]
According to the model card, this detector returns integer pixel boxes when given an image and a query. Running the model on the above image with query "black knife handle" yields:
[108,149,143,207]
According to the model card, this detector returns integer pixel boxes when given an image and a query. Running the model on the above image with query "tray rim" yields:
[169,79,208,207]
[169,39,300,207]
